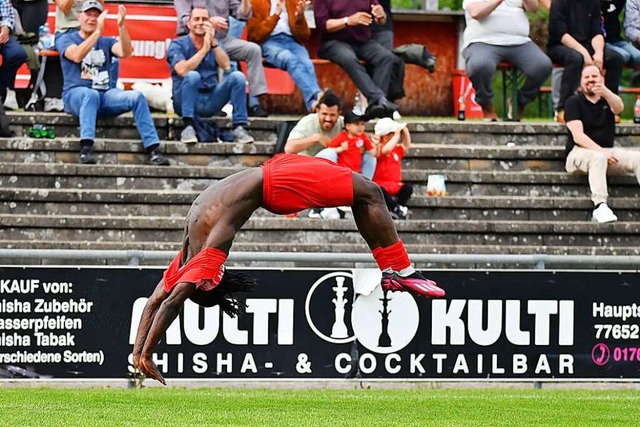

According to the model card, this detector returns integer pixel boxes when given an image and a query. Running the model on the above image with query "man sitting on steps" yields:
[564,65,640,223]
[58,1,170,165]
[168,6,254,144]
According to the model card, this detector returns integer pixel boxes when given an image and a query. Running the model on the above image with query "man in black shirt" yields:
[548,0,624,122]
[564,65,640,223]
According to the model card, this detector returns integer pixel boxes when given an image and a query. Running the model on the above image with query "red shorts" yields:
[261,153,354,215]
[163,248,226,293]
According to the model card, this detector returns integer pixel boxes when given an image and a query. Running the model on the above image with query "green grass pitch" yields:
[0,387,638,426]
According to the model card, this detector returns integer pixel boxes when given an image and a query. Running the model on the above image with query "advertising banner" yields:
[1,266,639,381]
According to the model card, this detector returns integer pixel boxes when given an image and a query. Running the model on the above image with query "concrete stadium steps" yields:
[2,188,639,221]
[0,138,273,166]
[2,159,640,197]
[3,113,640,259]
[6,112,279,142]
[12,112,640,148]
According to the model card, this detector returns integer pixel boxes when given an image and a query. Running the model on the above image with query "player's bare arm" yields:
[135,281,196,385]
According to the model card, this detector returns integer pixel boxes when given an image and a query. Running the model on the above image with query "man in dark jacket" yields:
[314,0,404,120]
[547,0,624,122]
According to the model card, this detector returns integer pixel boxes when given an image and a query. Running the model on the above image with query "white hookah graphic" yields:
[330,276,349,339]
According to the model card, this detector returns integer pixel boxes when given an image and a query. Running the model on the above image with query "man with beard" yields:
[564,65,640,223]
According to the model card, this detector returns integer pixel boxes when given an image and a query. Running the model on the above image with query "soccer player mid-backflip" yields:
[133,153,445,384]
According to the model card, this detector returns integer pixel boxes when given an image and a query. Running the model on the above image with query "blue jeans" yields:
[173,70,248,126]
[606,40,640,66]
[262,33,321,111]
[0,36,27,89]
[63,87,159,147]
[315,148,377,180]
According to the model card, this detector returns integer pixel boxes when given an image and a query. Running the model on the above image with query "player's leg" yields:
[351,173,444,298]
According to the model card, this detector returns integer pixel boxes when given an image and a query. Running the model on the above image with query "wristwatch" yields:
[343,17,349,26]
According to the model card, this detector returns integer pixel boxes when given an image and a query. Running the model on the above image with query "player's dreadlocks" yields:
[189,269,256,317]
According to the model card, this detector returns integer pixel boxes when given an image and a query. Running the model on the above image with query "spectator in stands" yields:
[372,117,412,220]
[0,0,27,103]
[327,110,375,173]
[54,0,102,45]
[625,0,640,50]
[58,1,170,165]
[174,0,270,117]
[564,65,640,223]
[246,0,325,113]
[371,0,392,50]
[461,0,552,121]
[50,0,107,113]
[539,0,563,119]
[284,92,376,176]
[168,7,254,144]
[314,0,404,120]
[547,0,624,123]
[603,0,640,66]
[13,0,47,35]
[284,92,344,156]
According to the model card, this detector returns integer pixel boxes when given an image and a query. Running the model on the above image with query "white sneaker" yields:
[4,89,18,110]
[44,97,64,112]
[180,125,198,144]
[320,207,341,220]
[592,203,617,223]
[232,125,255,144]
[222,103,233,116]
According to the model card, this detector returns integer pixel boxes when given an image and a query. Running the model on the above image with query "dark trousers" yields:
[13,0,48,33]
[381,183,413,211]
[548,44,624,110]
[0,36,27,90]
[318,38,404,103]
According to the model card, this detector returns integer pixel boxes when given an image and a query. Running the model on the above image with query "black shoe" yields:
[391,204,408,220]
[379,99,399,116]
[363,103,386,121]
[79,147,96,164]
[248,104,269,117]
[364,99,398,120]
[148,148,170,166]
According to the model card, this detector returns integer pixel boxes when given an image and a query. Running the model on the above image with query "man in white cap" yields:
[372,117,413,219]
[57,1,170,165]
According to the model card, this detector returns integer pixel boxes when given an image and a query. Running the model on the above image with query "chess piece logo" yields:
[305,272,356,344]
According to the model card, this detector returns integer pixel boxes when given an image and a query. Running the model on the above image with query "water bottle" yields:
[634,96,640,124]
[457,96,466,121]
[39,24,52,50]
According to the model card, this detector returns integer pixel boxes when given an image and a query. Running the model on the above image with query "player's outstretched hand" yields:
[139,356,166,385]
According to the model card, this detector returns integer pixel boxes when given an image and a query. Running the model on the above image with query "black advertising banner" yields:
[0,266,639,381]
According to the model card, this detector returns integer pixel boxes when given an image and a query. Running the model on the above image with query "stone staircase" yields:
[2,112,640,265]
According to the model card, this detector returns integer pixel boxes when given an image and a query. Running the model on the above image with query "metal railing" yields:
[1,249,639,270]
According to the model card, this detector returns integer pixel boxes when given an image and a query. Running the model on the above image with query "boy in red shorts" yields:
[133,153,444,385]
